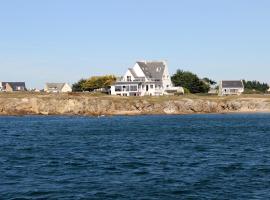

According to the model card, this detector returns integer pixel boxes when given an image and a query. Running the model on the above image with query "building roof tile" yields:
[136,61,166,80]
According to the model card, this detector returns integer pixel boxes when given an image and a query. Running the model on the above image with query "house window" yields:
[230,89,238,93]
[127,76,131,82]
[123,85,130,91]
[115,86,122,91]
[150,85,154,89]
[130,85,138,91]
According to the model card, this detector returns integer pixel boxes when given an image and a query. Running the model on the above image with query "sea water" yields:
[1,114,270,199]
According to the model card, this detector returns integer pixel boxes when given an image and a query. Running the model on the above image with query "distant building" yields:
[28,88,41,92]
[110,61,184,96]
[0,82,27,92]
[44,83,72,93]
[219,80,244,96]
[208,88,218,94]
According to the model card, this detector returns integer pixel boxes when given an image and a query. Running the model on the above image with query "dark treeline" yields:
[243,80,269,93]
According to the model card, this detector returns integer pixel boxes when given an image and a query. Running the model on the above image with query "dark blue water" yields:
[1,114,270,199]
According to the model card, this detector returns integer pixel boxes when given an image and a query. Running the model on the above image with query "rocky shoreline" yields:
[0,93,270,116]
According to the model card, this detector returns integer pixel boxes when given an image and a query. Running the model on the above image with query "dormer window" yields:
[127,76,131,82]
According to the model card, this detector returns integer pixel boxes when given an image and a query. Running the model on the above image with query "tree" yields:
[202,77,217,85]
[243,80,269,93]
[72,79,87,92]
[171,69,210,93]
[72,75,117,92]
[82,75,116,91]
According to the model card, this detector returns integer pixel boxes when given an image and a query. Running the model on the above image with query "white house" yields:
[111,61,184,96]
[219,80,244,96]
[44,83,72,93]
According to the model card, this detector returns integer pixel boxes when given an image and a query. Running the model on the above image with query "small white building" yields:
[44,83,72,93]
[111,61,184,96]
[219,80,244,96]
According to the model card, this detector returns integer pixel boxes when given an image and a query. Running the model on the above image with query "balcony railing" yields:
[116,77,160,82]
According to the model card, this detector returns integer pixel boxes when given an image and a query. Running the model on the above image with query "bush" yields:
[183,87,190,94]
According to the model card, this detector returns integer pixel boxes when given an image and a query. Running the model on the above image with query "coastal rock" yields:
[0,93,270,116]
[163,101,178,114]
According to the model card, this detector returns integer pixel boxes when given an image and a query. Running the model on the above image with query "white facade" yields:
[219,80,244,96]
[111,61,183,96]
[61,83,72,92]
[45,83,72,93]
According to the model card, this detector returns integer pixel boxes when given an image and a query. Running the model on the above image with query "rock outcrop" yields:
[0,93,270,116]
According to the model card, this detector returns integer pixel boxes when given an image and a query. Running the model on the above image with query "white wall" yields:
[162,62,173,89]
[111,85,116,95]
[220,88,244,95]
[133,63,145,77]
[123,69,135,81]
[62,83,72,92]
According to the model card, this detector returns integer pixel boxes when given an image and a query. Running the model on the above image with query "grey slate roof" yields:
[128,68,138,78]
[136,61,165,80]
[45,83,65,91]
[221,80,244,88]
[2,82,26,91]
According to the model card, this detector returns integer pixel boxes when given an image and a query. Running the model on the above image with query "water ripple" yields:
[0,114,270,199]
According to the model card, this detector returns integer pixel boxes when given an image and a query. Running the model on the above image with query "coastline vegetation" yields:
[242,80,269,94]
[72,75,116,92]
[171,69,215,93]
[71,69,270,95]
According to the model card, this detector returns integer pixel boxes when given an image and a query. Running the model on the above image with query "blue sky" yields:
[0,0,270,88]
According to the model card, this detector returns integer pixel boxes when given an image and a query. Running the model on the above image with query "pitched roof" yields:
[221,80,244,88]
[2,82,26,90]
[128,68,138,78]
[136,61,166,80]
[45,83,66,91]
